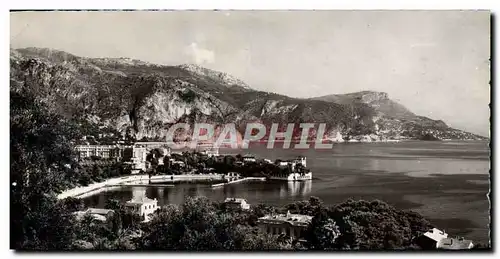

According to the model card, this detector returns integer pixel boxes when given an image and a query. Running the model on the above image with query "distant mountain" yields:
[177,64,252,90]
[310,91,483,141]
[311,91,416,118]
[10,47,487,143]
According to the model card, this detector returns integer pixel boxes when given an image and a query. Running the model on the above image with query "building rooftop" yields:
[86,208,114,215]
[75,144,118,148]
[134,141,170,145]
[423,228,448,242]
[73,208,114,221]
[438,237,474,250]
[126,196,157,205]
[258,211,313,227]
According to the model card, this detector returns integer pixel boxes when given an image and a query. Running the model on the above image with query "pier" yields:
[212,177,266,188]
[107,183,175,188]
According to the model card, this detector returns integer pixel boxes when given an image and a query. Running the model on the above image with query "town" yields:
[74,142,312,181]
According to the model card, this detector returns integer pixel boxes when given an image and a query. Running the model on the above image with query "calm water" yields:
[83,141,490,243]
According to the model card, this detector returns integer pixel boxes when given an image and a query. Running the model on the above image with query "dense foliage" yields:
[10,90,79,249]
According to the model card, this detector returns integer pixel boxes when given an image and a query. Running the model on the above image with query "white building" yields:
[125,189,159,222]
[242,155,256,163]
[293,156,307,168]
[75,144,123,160]
[224,198,250,210]
[423,228,449,248]
[276,156,307,172]
[200,148,219,157]
[437,237,474,250]
[278,161,290,167]
[73,208,115,222]
[418,228,475,250]
[257,211,313,241]
[417,228,450,249]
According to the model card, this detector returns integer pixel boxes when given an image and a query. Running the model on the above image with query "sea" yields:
[83,141,491,244]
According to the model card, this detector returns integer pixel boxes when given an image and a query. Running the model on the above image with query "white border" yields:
[2,0,500,10]
[1,1,497,259]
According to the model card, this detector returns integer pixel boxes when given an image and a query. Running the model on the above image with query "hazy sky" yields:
[10,11,490,136]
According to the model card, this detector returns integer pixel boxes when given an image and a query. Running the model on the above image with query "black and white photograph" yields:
[8,9,491,251]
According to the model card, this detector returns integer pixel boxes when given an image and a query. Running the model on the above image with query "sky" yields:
[10,11,490,136]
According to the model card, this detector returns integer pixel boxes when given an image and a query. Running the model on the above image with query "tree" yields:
[138,197,291,251]
[10,90,79,250]
[327,199,432,250]
[306,208,341,250]
[60,197,85,213]
[146,148,165,175]
[285,196,324,216]
[105,199,122,211]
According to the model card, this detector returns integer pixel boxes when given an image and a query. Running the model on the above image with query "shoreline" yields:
[57,174,227,199]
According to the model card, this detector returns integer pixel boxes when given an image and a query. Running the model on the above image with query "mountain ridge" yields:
[10,47,487,143]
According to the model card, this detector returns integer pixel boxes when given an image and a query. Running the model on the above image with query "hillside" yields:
[311,91,484,141]
[9,47,486,143]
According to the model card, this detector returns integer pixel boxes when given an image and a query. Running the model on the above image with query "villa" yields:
[125,189,159,222]
[73,208,115,222]
[417,228,474,250]
[418,228,449,249]
[224,198,250,210]
[257,211,313,241]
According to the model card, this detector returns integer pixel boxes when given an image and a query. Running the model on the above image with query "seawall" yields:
[57,174,226,199]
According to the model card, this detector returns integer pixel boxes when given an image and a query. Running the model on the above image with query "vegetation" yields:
[11,90,79,249]
[178,89,197,103]
[75,161,132,186]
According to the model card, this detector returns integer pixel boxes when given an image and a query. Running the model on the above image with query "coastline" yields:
[57,174,226,200]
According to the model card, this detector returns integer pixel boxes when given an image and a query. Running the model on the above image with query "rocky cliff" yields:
[10,47,486,143]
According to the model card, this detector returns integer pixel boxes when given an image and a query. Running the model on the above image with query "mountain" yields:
[177,64,252,90]
[9,47,486,143]
[310,91,484,141]
[311,91,416,118]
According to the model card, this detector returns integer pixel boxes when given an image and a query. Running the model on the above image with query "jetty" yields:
[212,177,266,188]
[108,183,175,188]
